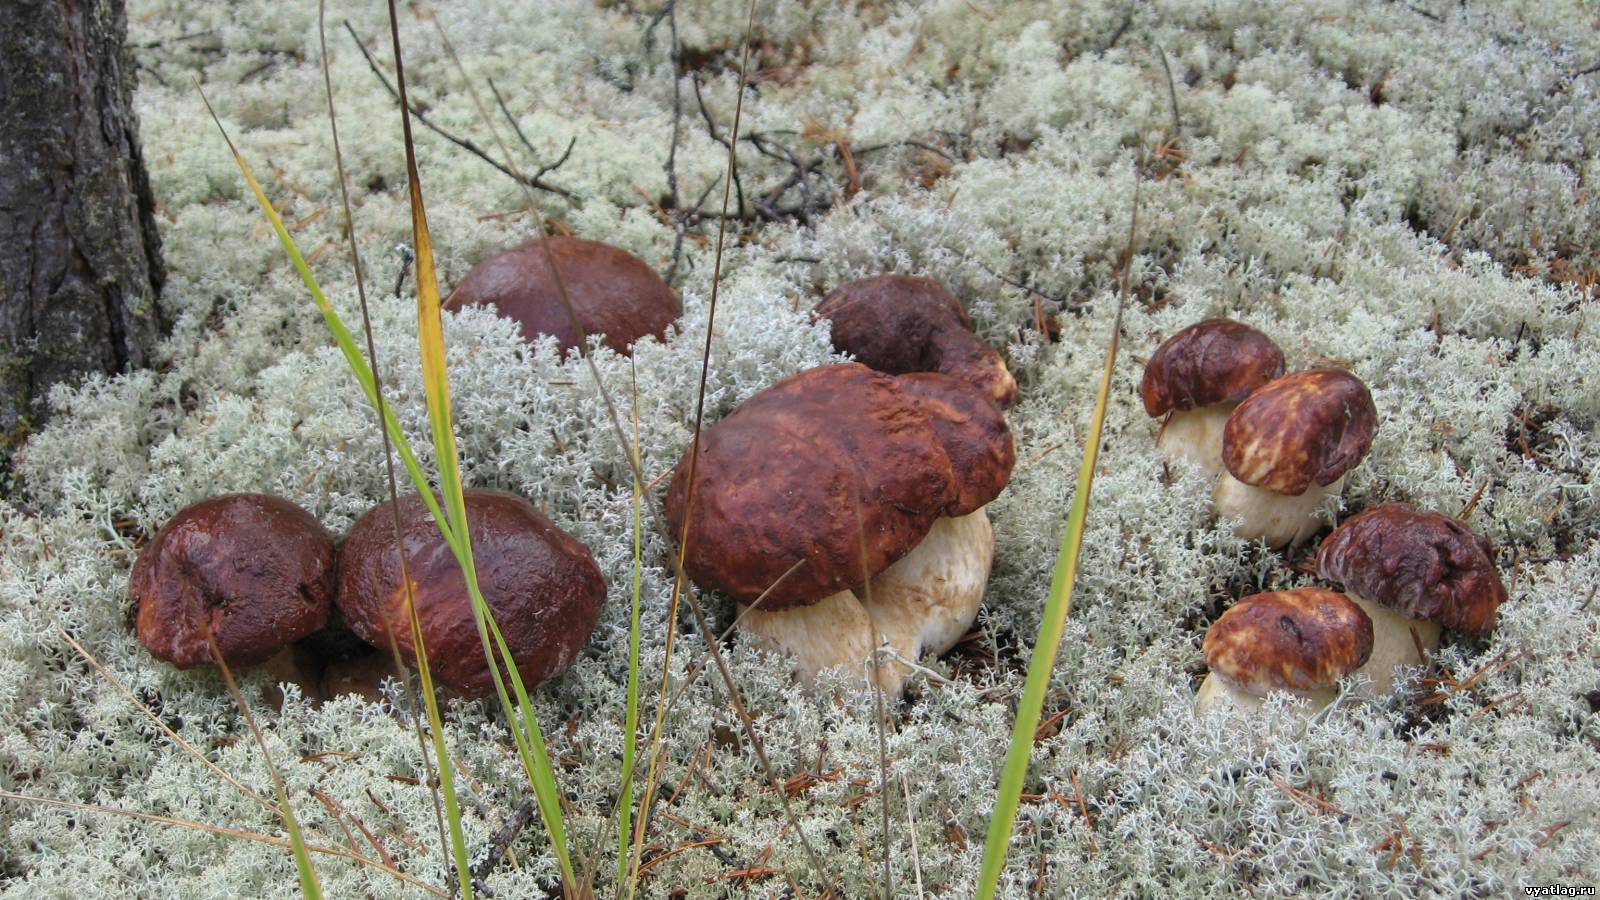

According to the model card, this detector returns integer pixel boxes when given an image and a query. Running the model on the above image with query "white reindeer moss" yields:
[3,0,1597,895]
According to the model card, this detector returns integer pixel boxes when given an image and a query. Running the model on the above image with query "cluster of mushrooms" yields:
[131,238,1508,717]
[1141,319,1508,715]
[132,239,1022,703]
[131,488,607,700]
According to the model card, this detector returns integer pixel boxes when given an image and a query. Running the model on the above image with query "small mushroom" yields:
[1139,319,1285,478]
[1316,503,1507,693]
[1196,588,1374,715]
[1214,368,1378,547]
[131,493,335,693]
[815,275,1019,408]
[665,364,1014,696]
[444,236,679,356]
[335,489,605,697]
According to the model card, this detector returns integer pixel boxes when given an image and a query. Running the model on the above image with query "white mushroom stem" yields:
[1344,593,1441,694]
[1195,672,1337,716]
[860,509,993,694]
[736,508,994,696]
[1156,403,1237,479]
[737,588,877,687]
[1212,473,1344,547]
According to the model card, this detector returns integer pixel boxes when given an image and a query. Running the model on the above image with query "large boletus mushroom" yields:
[131,493,335,688]
[445,236,679,356]
[1214,368,1378,547]
[665,363,1014,696]
[1316,503,1507,693]
[335,489,605,697]
[815,275,1019,408]
[1196,588,1374,715]
[1139,318,1285,478]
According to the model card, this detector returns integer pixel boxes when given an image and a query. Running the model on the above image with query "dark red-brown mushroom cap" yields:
[1222,369,1378,495]
[1139,318,1286,418]
[894,373,1015,516]
[335,489,605,697]
[1316,503,1506,635]
[666,364,1000,611]
[815,275,1018,408]
[132,493,335,669]
[444,236,679,356]
[1203,588,1374,695]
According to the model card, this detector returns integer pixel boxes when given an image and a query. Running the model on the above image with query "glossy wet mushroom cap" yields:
[445,236,679,356]
[664,364,959,611]
[815,275,1018,408]
[1317,503,1506,635]
[1222,368,1378,495]
[132,493,335,669]
[1203,588,1375,696]
[1139,319,1285,418]
[335,489,606,697]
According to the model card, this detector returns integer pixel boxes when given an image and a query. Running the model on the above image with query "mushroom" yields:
[1196,588,1374,715]
[815,274,1019,408]
[664,363,1014,696]
[444,235,679,356]
[130,493,335,693]
[1214,368,1378,547]
[335,489,605,697]
[1315,503,1507,693]
[1139,318,1285,478]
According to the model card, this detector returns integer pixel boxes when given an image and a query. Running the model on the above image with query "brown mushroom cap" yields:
[444,236,679,356]
[1203,588,1375,695]
[1316,503,1506,634]
[894,373,1015,516]
[1139,318,1286,417]
[666,364,985,611]
[132,493,335,669]
[1222,369,1378,495]
[815,275,1018,407]
[335,489,605,697]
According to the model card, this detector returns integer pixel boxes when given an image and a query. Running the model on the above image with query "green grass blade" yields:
[198,86,476,899]
[617,384,644,885]
[975,184,1138,898]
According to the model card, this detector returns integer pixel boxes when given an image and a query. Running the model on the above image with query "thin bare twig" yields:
[343,22,578,200]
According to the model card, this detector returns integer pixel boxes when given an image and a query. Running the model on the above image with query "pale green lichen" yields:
[2,0,1598,896]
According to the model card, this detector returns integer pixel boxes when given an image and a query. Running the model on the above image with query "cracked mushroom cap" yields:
[1139,318,1285,417]
[335,489,605,697]
[665,363,1013,611]
[132,493,335,669]
[1222,369,1378,495]
[1316,503,1507,635]
[815,275,1018,407]
[444,236,679,356]
[893,373,1015,516]
[1204,588,1375,695]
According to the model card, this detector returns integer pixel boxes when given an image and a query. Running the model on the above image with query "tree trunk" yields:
[0,0,164,462]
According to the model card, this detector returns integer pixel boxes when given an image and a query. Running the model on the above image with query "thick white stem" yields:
[1213,472,1343,547]
[1156,403,1236,479]
[737,588,878,688]
[737,509,995,697]
[1195,672,1337,716]
[1345,594,1441,694]
[861,509,994,695]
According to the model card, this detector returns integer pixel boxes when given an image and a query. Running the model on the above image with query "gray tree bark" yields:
[0,0,164,462]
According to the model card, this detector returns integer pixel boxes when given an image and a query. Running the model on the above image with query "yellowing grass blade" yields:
[198,83,475,898]
[382,5,576,892]
[976,180,1138,898]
